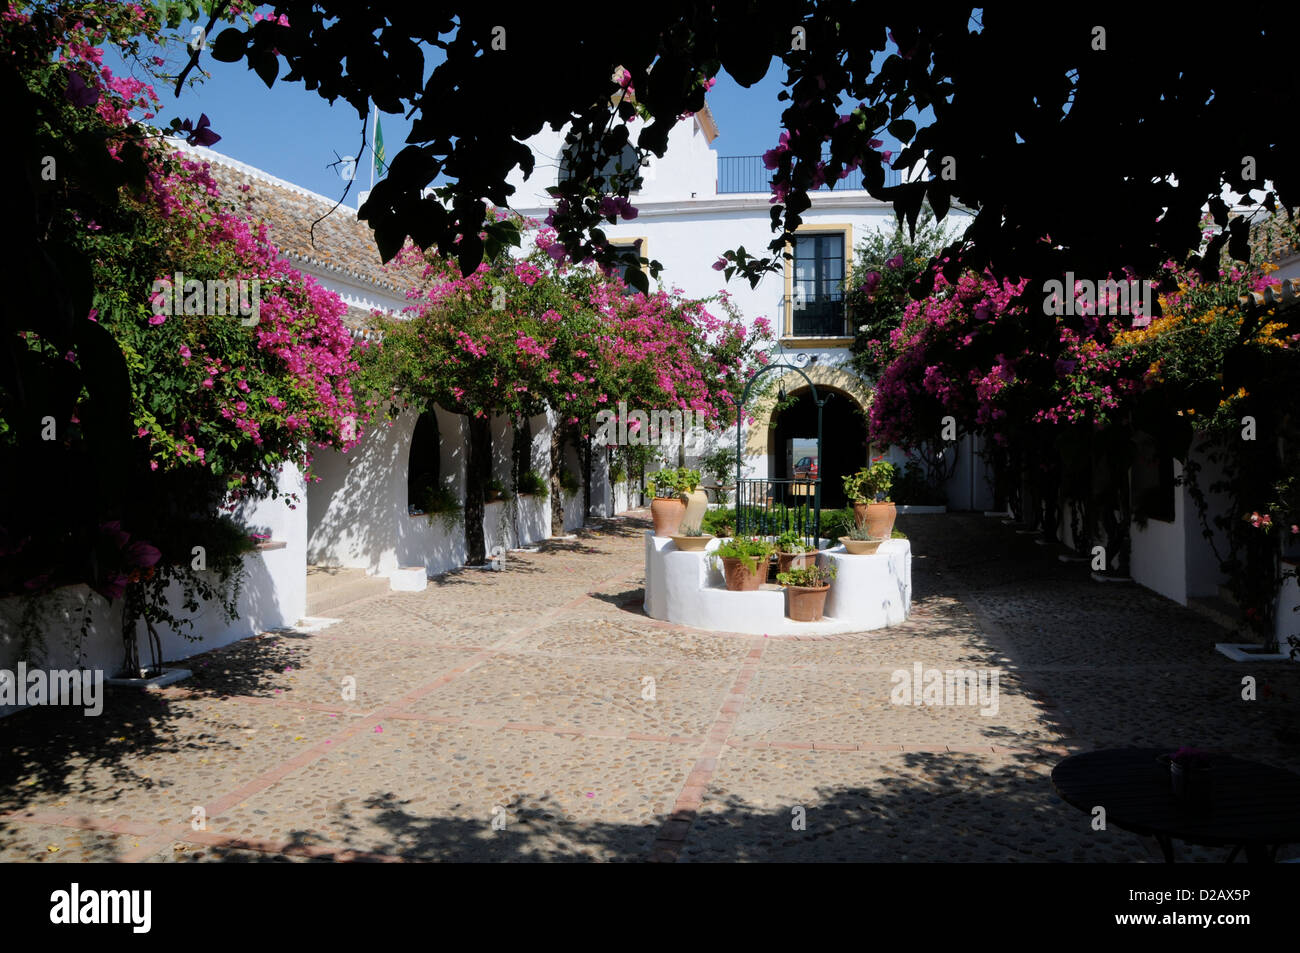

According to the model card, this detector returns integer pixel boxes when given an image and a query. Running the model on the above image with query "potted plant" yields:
[670,525,714,552]
[485,478,509,503]
[778,562,837,622]
[844,459,897,538]
[775,530,813,575]
[647,467,700,537]
[711,537,773,591]
[839,524,884,555]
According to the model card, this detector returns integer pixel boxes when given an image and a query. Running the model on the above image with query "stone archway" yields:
[769,387,869,509]
[740,363,873,509]
[743,364,871,450]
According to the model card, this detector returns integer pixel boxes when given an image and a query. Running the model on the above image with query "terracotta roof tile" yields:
[173,143,427,297]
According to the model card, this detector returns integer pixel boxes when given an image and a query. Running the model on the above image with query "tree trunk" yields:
[550,419,564,536]
[511,416,526,492]
[465,413,491,565]
[581,434,593,519]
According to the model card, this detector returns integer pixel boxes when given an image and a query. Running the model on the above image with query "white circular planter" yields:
[389,567,428,592]
[643,532,911,635]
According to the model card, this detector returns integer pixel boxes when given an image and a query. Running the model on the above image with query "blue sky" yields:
[107,22,910,204]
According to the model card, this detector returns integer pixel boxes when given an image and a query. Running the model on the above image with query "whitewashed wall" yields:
[307,405,567,578]
[0,462,308,700]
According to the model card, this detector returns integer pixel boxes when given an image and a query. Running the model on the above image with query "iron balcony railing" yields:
[717,156,903,194]
[790,295,847,337]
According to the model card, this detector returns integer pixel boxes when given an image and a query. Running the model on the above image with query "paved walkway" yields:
[2,512,1298,862]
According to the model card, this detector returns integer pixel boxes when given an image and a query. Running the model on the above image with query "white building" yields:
[507,104,991,512]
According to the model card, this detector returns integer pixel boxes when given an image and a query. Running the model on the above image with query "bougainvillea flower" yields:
[179,113,221,148]
[123,541,162,569]
[64,70,99,107]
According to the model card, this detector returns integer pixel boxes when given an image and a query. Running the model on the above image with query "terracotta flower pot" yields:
[670,533,714,552]
[786,584,830,622]
[650,497,686,537]
[721,555,766,591]
[862,501,896,539]
[777,551,811,575]
[839,536,883,555]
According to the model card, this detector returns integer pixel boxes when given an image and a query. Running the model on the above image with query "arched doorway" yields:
[770,386,868,509]
[407,411,441,513]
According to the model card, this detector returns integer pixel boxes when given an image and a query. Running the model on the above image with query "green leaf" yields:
[251,50,278,88]
[624,265,649,294]
[888,118,916,142]
[210,28,247,63]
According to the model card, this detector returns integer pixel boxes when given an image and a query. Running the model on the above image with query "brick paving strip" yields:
[649,643,767,863]
[101,563,647,862]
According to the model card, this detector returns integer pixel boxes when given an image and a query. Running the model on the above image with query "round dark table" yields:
[1052,747,1300,862]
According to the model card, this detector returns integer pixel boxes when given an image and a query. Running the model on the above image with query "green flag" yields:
[374,115,386,178]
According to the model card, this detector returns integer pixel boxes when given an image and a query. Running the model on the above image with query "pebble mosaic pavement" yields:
[3,511,1298,862]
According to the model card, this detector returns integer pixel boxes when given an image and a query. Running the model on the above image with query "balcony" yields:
[717,156,903,194]
[789,295,848,338]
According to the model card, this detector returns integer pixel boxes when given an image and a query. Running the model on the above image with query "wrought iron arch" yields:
[735,352,830,544]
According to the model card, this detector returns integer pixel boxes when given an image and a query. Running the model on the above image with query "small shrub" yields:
[776,530,809,554]
[518,469,549,500]
[777,563,836,588]
[647,467,701,498]
[559,469,580,494]
[702,507,735,537]
[711,537,773,574]
[819,508,855,540]
[421,483,464,533]
[843,461,896,503]
[701,447,734,486]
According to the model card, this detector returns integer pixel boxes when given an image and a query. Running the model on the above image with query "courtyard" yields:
[2,512,1295,863]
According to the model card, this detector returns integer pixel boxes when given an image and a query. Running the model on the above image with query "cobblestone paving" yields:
[2,512,1298,862]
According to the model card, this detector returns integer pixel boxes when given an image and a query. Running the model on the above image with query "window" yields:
[609,237,649,294]
[407,411,441,514]
[558,142,644,193]
[786,228,849,338]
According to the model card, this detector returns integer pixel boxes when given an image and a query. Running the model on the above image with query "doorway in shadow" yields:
[769,386,869,509]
